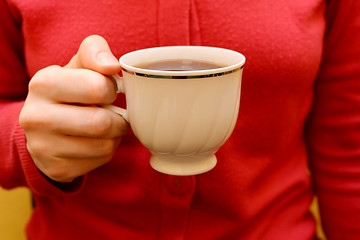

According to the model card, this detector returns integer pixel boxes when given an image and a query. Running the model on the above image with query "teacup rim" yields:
[119,46,246,77]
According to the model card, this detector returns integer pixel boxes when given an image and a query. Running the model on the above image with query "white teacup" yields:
[107,46,245,176]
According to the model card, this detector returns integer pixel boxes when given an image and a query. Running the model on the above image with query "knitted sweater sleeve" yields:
[306,0,360,238]
[0,0,84,196]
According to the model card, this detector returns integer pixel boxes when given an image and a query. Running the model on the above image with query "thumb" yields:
[65,35,121,75]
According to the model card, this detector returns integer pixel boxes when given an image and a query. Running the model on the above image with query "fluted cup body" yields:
[118,46,245,175]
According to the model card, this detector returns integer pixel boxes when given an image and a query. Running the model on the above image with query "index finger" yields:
[30,65,117,105]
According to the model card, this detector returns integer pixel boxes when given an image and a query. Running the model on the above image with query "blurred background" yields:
[0,187,32,240]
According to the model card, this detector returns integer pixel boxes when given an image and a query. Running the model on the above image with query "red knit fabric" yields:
[0,0,359,239]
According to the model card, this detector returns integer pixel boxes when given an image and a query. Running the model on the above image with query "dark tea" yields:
[136,59,224,71]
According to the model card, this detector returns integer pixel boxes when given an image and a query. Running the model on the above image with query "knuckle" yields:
[27,140,48,160]
[88,109,113,136]
[98,139,116,156]
[29,65,60,93]
[89,74,109,102]
[19,102,49,130]
[19,106,35,129]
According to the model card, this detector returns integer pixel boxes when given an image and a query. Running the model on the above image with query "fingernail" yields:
[97,52,119,66]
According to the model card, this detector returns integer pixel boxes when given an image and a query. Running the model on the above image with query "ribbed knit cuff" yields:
[14,122,86,197]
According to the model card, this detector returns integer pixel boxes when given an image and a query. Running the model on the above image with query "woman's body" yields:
[1,0,359,239]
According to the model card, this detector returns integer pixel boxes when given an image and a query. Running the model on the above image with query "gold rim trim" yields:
[122,66,243,79]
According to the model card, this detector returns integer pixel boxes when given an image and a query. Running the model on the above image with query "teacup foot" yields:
[150,154,217,176]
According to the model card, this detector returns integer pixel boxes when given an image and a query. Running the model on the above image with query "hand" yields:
[19,35,129,183]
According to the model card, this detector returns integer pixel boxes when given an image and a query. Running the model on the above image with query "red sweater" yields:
[1,0,360,239]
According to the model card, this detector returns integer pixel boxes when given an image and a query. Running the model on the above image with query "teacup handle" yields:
[103,74,128,121]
